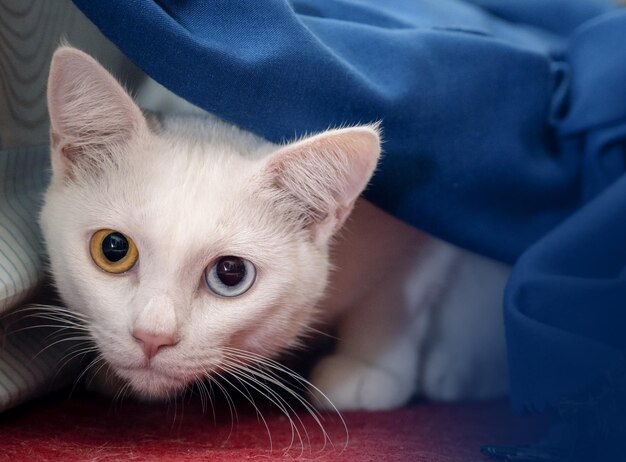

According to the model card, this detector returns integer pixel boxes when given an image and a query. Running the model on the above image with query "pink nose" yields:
[132,329,176,359]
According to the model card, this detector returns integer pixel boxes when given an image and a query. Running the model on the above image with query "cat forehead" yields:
[153,113,274,157]
[113,150,263,216]
[103,115,271,198]
[131,135,260,195]
[62,129,292,256]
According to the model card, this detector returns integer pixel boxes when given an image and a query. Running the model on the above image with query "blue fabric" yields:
[71,0,626,410]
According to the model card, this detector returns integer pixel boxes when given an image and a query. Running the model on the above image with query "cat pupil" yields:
[216,256,246,286]
[102,232,129,262]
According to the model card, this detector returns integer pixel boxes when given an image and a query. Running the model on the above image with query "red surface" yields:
[0,392,544,462]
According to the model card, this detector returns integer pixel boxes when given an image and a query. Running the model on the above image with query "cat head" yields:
[41,47,380,399]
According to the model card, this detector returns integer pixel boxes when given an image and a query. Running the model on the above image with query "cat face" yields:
[41,47,380,399]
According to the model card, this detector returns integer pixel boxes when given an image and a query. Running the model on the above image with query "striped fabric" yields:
[0,146,77,411]
[0,310,80,411]
[0,147,48,313]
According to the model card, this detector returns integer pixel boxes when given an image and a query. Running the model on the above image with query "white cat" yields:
[40,46,509,413]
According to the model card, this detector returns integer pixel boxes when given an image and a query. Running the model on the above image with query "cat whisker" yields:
[85,355,111,389]
[111,381,133,411]
[41,327,91,345]
[188,377,206,415]
[7,314,87,335]
[191,374,217,423]
[28,303,89,316]
[55,344,99,371]
[224,351,311,397]
[223,349,313,392]
[196,375,221,427]
[205,374,236,443]
[221,355,338,455]
[193,379,204,411]
[170,391,179,430]
[4,323,86,340]
[5,310,89,326]
[221,363,297,452]
[211,367,275,454]
[296,322,338,341]
[14,308,98,381]
[168,390,178,429]
[32,334,94,361]
[2,305,92,370]
[220,358,323,455]
[7,304,89,324]
[104,360,115,385]
[223,347,340,407]
[220,347,348,452]
[1,311,89,345]
[202,379,217,425]
[227,362,318,446]
[50,341,99,384]
[169,387,187,429]
[220,361,306,456]
[70,353,106,398]
[56,343,98,360]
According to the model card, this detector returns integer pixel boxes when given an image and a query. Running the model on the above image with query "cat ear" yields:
[262,125,381,243]
[47,46,147,179]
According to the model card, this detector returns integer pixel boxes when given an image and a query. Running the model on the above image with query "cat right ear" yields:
[47,46,147,180]
[261,125,381,244]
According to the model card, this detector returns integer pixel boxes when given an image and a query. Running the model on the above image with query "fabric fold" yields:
[506,173,626,410]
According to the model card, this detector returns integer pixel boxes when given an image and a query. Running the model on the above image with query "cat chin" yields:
[117,367,189,400]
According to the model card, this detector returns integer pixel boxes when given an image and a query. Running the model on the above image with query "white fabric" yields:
[0,147,77,411]
[0,147,48,313]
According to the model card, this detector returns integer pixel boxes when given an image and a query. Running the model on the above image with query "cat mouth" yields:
[115,365,190,399]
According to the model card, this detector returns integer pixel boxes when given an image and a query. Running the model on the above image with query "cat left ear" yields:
[47,46,147,180]
[262,125,381,244]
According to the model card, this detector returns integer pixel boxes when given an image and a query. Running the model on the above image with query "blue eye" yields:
[205,256,256,297]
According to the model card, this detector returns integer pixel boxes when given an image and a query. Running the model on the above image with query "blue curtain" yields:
[71,0,626,411]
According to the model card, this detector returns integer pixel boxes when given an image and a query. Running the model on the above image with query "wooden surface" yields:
[0,0,142,150]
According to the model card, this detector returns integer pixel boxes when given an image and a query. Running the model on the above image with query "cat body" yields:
[40,47,508,411]
[317,201,509,409]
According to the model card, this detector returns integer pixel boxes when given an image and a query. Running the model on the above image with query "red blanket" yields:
[0,393,544,461]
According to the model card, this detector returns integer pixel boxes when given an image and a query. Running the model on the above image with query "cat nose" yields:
[132,328,177,359]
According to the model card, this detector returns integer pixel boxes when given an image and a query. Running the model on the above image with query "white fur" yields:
[310,201,510,410]
[41,47,509,409]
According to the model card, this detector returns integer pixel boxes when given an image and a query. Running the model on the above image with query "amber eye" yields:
[90,229,138,274]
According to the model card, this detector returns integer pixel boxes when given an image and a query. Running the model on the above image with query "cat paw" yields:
[308,354,414,411]
[420,354,469,401]
[420,348,508,401]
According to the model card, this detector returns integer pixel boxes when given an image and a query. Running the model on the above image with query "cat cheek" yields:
[224,316,268,353]
[234,318,296,355]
